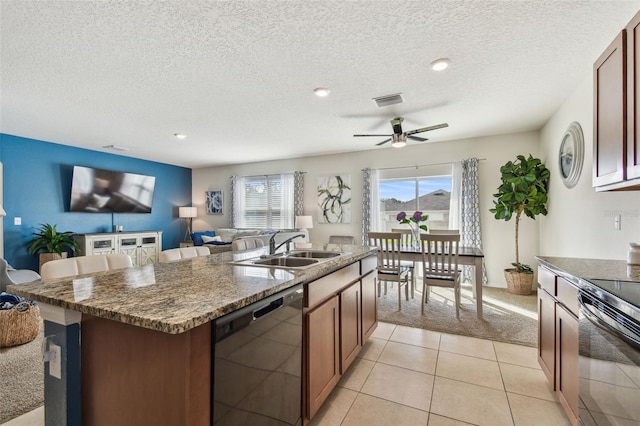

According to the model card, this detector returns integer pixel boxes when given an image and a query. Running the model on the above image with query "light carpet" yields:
[0,324,44,424]
[377,282,538,347]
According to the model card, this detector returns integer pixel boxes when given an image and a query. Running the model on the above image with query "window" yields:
[378,165,453,231]
[233,174,295,229]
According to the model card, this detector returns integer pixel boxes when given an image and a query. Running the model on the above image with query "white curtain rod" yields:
[364,158,486,172]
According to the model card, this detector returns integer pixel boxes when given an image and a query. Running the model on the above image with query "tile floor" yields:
[309,322,571,426]
[3,322,569,426]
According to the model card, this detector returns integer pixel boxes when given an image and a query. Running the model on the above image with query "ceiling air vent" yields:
[373,93,403,108]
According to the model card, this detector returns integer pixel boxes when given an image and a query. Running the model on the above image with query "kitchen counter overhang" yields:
[7,244,377,334]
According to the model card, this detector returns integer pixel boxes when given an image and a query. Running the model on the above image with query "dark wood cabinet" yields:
[626,12,640,180]
[556,304,579,426]
[593,9,640,190]
[340,281,361,373]
[537,288,556,385]
[306,295,340,420]
[537,266,579,426]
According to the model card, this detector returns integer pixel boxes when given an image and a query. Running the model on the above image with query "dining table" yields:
[399,245,486,318]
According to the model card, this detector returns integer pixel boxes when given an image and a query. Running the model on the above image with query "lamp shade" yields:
[179,207,197,218]
[0,205,5,217]
[295,215,313,230]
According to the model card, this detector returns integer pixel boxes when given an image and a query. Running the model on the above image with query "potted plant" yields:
[27,224,79,271]
[490,154,550,295]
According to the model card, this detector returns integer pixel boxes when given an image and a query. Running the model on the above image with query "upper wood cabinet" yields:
[594,10,640,191]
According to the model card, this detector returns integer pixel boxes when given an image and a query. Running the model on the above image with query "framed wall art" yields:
[205,190,223,214]
[317,175,351,223]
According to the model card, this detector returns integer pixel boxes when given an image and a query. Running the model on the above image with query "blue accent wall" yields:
[0,134,192,270]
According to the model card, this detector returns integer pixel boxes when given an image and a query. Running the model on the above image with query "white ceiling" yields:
[1,1,639,169]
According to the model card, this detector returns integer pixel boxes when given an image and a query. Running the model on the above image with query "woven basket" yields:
[504,269,534,295]
[0,302,41,348]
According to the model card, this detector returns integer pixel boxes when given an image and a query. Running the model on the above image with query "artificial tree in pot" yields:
[490,154,550,295]
[27,223,78,271]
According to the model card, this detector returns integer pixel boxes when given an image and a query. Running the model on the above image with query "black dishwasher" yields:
[213,284,304,425]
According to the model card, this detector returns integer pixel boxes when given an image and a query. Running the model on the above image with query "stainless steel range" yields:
[578,278,640,425]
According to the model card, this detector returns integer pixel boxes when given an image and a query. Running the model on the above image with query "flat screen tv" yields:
[70,166,156,213]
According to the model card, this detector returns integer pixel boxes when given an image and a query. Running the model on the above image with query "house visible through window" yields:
[378,165,453,231]
[233,174,295,229]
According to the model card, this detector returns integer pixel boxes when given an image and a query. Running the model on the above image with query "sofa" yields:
[192,228,308,254]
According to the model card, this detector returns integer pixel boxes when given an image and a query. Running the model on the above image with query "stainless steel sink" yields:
[252,257,319,267]
[287,250,342,259]
[228,250,345,270]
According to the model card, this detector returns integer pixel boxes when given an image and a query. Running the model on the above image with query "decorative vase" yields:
[411,226,421,251]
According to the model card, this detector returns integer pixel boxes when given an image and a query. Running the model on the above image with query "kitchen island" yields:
[8,244,377,426]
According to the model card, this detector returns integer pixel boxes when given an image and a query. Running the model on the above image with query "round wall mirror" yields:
[558,121,584,188]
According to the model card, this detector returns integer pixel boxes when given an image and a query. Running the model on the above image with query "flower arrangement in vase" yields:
[396,211,428,249]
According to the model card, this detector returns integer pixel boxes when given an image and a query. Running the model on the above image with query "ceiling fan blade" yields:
[376,138,392,146]
[354,134,392,137]
[405,123,449,136]
[407,135,428,142]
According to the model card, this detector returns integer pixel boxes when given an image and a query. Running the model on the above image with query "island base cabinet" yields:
[340,281,362,373]
[306,295,340,420]
[81,315,211,426]
[361,271,377,342]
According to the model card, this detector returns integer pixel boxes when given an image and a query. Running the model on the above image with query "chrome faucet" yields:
[269,232,305,255]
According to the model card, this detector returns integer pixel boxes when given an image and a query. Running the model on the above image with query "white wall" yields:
[193,131,540,286]
[540,72,640,260]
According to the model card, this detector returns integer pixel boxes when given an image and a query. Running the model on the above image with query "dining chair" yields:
[368,232,411,310]
[420,233,461,318]
[328,235,356,244]
[428,229,460,235]
[391,228,419,297]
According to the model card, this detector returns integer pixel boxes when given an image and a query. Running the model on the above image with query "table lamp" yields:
[179,207,197,241]
[295,215,313,233]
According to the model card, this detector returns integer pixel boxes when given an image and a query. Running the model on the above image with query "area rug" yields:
[377,282,538,347]
[0,324,44,423]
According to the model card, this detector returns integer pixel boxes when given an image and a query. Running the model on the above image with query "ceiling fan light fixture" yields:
[391,133,407,148]
[313,87,330,97]
[430,58,450,71]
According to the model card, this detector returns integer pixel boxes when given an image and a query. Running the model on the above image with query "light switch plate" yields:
[14,217,21,226]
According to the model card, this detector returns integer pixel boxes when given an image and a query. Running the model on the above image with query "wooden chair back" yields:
[420,233,460,281]
[368,232,403,274]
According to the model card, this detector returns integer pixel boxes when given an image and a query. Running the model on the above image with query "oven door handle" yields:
[579,293,640,350]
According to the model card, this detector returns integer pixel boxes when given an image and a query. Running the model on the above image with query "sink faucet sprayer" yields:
[269,231,305,255]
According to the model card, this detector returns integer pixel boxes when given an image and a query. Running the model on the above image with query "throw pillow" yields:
[201,235,222,243]
[191,231,215,246]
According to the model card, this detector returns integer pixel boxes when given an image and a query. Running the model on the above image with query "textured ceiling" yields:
[1,1,639,168]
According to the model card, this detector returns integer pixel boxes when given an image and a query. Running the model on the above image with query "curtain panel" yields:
[461,158,488,285]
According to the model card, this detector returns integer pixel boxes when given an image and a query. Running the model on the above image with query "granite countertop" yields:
[536,256,640,285]
[7,244,376,335]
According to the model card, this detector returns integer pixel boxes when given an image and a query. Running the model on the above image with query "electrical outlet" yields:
[49,344,61,379]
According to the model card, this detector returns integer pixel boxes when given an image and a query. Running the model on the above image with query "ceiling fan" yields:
[353,117,448,148]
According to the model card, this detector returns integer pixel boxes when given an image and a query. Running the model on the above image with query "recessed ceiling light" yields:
[103,144,130,152]
[313,87,330,97]
[430,58,451,71]
[174,133,187,139]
